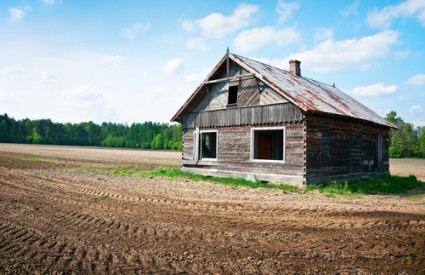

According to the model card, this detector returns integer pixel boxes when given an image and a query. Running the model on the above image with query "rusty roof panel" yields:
[232,54,393,128]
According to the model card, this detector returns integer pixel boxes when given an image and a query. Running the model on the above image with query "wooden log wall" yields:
[306,114,390,183]
[181,124,305,184]
[183,103,304,129]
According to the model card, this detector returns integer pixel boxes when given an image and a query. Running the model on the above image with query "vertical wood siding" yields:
[306,115,390,183]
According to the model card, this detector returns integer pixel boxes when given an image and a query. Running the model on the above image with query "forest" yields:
[386,111,425,158]
[0,113,182,150]
[0,111,424,157]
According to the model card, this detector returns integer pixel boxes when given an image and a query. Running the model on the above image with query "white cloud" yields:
[234,26,300,52]
[186,38,208,51]
[9,7,29,22]
[276,0,300,24]
[367,0,425,29]
[120,22,150,39]
[288,30,401,72]
[102,55,127,64]
[180,20,195,32]
[340,0,361,16]
[163,58,185,75]
[183,4,259,38]
[409,105,423,114]
[2,66,55,83]
[352,83,398,96]
[407,73,425,85]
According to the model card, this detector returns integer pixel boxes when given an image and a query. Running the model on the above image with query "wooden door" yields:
[258,135,271,159]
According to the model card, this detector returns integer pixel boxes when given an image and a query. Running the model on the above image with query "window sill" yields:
[250,159,285,164]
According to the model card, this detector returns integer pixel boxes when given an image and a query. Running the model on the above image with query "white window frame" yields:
[250,127,286,163]
[199,129,218,161]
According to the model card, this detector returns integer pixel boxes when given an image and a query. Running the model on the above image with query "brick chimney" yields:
[289,60,301,76]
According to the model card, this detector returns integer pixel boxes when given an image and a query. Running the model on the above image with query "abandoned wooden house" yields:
[171,50,395,186]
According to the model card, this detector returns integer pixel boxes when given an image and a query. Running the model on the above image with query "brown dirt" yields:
[0,144,424,274]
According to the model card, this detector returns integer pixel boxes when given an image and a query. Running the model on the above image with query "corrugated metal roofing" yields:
[172,53,394,128]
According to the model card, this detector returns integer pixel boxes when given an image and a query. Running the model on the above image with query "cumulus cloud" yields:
[288,30,401,72]
[409,105,423,114]
[234,26,300,52]
[352,83,398,96]
[163,58,185,75]
[102,55,127,64]
[182,4,259,38]
[121,22,151,39]
[9,7,30,22]
[276,0,300,24]
[407,73,425,85]
[367,0,425,29]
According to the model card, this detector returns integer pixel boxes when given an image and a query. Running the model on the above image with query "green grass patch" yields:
[23,157,58,163]
[405,194,425,201]
[98,167,302,193]
[307,175,425,196]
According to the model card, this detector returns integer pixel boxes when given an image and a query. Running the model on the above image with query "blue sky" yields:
[1,0,425,126]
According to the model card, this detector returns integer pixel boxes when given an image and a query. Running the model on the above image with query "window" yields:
[251,127,285,162]
[200,131,217,159]
[227,84,238,106]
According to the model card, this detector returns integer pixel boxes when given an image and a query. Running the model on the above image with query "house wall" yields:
[306,114,390,183]
[182,124,306,186]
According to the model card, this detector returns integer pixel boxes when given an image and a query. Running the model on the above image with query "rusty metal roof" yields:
[172,53,394,128]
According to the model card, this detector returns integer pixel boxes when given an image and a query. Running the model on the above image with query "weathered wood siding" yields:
[181,124,305,185]
[306,114,390,183]
[183,103,303,129]
[190,61,287,114]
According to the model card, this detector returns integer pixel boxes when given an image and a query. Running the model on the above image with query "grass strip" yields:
[98,168,302,193]
[23,157,58,163]
[306,175,425,196]
[96,168,425,196]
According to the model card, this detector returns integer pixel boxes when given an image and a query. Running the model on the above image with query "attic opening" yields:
[227,84,238,106]
[251,127,285,162]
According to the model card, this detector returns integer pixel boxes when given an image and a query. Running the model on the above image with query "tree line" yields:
[1,111,425,157]
[386,111,425,158]
[0,113,182,150]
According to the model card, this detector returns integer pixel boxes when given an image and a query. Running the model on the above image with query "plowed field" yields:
[0,144,424,273]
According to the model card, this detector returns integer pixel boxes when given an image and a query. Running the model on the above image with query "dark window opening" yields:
[253,129,284,160]
[227,85,238,106]
[201,132,217,159]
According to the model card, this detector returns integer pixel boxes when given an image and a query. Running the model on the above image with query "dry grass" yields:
[390,158,425,182]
